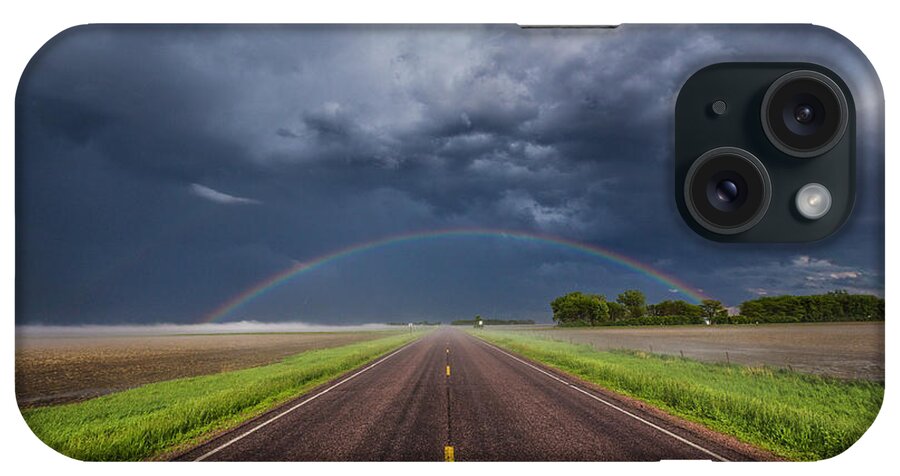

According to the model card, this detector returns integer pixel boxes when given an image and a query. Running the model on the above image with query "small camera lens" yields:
[705,172,748,212]
[761,70,849,158]
[715,180,739,203]
[684,147,771,235]
[793,104,815,124]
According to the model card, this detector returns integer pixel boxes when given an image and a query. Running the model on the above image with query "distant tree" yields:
[451,318,536,326]
[607,301,628,321]
[699,299,728,322]
[593,296,611,324]
[738,291,884,322]
[617,289,647,319]
[647,299,702,318]
[550,289,884,327]
[551,292,609,326]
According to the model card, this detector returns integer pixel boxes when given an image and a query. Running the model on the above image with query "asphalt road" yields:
[174,328,767,461]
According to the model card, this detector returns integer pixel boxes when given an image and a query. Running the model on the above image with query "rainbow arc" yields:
[200,228,711,323]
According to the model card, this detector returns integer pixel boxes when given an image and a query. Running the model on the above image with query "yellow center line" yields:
[444,445,454,462]
[446,365,451,377]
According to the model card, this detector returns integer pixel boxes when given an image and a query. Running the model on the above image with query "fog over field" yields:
[15,321,397,338]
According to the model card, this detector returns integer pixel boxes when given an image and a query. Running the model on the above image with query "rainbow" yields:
[200,228,711,323]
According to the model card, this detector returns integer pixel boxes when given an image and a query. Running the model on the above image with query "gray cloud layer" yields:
[16,25,883,324]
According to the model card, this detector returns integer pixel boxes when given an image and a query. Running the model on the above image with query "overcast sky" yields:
[15,25,884,325]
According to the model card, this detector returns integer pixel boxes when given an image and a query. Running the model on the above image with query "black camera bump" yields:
[675,63,855,242]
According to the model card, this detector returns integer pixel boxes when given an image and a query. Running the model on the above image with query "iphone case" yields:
[15,24,884,462]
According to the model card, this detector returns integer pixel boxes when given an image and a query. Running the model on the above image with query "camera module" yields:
[684,147,772,235]
[761,70,848,158]
[677,63,856,241]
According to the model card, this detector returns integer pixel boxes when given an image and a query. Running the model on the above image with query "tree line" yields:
[735,290,884,323]
[385,321,442,326]
[451,318,536,326]
[550,289,884,327]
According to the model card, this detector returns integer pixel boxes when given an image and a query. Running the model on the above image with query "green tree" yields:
[700,299,728,322]
[617,289,647,318]
[738,291,884,322]
[550,292,609,326]
[607,301,627,321]
[647,299,702,317]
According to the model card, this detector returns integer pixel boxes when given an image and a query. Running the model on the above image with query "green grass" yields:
[21,331,424,461]
[471,330,883,461]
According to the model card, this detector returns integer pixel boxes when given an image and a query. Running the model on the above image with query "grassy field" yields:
[515,322,884,380]
[471,329,883,461]
[16,330,404,406]
[21,331,423,461]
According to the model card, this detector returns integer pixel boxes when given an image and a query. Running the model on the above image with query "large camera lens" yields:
[761,70,848,158]
[715,179,739,203]
[684,147,772,235]
[793,104,815,125]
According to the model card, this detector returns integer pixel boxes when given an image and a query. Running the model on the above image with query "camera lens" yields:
[716,180,738,202]
[793,104,815,124]
[710,176,745,211]
[684,147,771,235]
[761,70,848,158]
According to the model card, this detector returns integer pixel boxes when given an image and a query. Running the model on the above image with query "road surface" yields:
[174,328,768,461]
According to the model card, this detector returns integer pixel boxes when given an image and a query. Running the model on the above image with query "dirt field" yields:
[15,331,401,407]
[512,322,884,381]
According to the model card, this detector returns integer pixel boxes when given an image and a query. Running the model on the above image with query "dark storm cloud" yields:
[16,25,883,324]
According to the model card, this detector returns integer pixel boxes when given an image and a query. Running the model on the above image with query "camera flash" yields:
[795,183,832,220]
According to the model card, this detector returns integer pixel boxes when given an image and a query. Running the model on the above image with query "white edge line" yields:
[192,339,419,461]
[475,338,731,462]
